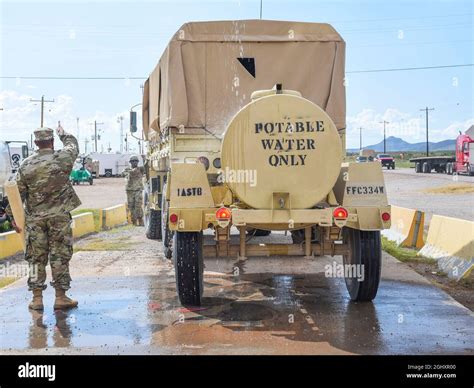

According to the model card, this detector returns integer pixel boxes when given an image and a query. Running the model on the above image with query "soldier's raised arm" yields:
[56,125,79,171]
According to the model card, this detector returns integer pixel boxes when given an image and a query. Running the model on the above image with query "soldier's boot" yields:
[54,289,78,310]
[137,218,144,226]
[29,289,44,311]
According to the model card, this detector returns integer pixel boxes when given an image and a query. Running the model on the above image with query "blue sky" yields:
[0,0,472,152]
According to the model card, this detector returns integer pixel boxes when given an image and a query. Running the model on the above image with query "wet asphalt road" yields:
[0,227,473,355]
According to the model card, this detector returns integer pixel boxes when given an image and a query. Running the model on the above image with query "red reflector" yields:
[381,212,391,222]
[333,207,348,219]
[216,207,231,220]
[169,213,178,223]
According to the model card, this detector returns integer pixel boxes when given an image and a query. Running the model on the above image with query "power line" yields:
[347,63,473,74]
[1,63,472,80]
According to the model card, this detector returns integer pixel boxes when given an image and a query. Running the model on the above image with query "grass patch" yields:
[423,184,474,195]
[74,236,134,252]
[381,236,433,264]
[71,208,102,232]
[0,277,17,288]
[107,224,134,234]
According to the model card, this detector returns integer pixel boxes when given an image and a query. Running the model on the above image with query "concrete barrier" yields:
[72,212,95,238]
[0,231,23,259]
[102,204,128,229]
[419,215,474,280]
[381,205,425,249]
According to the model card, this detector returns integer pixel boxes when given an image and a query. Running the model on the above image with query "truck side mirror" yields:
[22,145,29,158]
[130,111,137,133]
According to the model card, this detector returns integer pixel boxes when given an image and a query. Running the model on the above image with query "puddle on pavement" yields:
[0,266,473,354]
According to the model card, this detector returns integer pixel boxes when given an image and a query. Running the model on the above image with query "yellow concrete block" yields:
[381,205,424,249]
[102,204,128,229]
[72,212,95,238]
[0,231,24,259]
[419,215,474,280]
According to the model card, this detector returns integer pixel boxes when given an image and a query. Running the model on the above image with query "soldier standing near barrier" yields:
[7,125,80,310]
[125,155,145,226]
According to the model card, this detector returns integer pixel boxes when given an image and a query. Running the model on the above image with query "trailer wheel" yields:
[415,163,422,173]
[343,228,381,302]
[446,162,452,175]
[422,162,431,173]
[173,231,204,306]
[89,177,93,185]
[161,182,174,259]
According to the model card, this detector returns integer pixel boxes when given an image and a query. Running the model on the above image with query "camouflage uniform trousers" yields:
[127,190,143,223]
[24,213,73,291]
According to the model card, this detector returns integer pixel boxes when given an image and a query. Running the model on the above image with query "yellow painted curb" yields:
[0,231,23,259]
[72,212,95,238]
[381,205,425,249]
[419,215,474,280]
[102,204,128,229]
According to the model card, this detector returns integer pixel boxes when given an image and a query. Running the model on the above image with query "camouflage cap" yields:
[129,155,139,162]
[34,127,54,141]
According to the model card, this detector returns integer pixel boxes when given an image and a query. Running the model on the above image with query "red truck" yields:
[410,131,474,175]
[375,154,395,169]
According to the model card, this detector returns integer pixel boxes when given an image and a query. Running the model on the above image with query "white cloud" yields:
[0,90,144,154]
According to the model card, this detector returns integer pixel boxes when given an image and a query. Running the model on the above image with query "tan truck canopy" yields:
[143,19,346,139]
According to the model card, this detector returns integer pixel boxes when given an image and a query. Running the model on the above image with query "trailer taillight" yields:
[216,207,232,220]
[169,213,178,223]
[333,207,348,219]
[381,212,391,222]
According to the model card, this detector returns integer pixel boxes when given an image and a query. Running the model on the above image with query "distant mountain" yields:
[348,136,456,153]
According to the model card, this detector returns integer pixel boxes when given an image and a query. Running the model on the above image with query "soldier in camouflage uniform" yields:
[7,126,81,310]
[125,155,145,226]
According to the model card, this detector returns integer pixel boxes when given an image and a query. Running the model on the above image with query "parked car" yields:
[356,156,369,163]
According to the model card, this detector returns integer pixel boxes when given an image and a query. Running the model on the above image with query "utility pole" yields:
[359,127,363,151]
[260,0,263,19]
[89,120,104,153]
[420,107,435,157]
[379,120,389,153]
[30,95,54,127]
[76,117,80,153]
[117,116,124,153]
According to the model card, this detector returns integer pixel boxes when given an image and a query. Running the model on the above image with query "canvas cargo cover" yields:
[143,19,346,138]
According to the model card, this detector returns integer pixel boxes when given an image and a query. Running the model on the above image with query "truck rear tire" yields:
[174,231,204,306]
[415,162,422,173]
[422,162,430,173]
[161,182,173,259]
[145,209,162,240]
[343,228,381,302]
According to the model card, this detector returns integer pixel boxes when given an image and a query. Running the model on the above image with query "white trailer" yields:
[88,152,143,177]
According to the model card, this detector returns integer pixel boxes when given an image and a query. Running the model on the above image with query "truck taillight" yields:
[381,212,390,222]
[216,207,231,220]
[333,207,348,219]
[169,213,178,223]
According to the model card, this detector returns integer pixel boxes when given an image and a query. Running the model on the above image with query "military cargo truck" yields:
[140,20,391,306]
